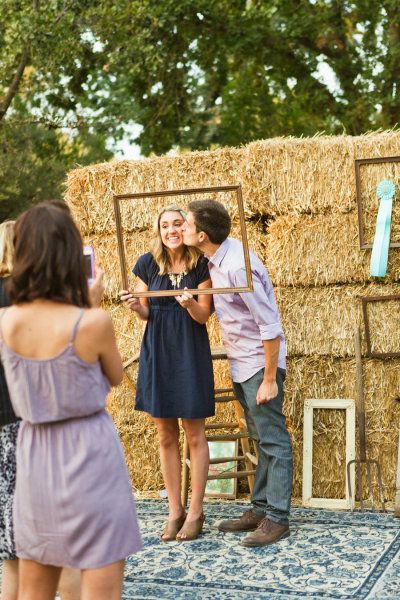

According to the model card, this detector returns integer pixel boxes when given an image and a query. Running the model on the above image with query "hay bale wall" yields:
[66,131,400,501]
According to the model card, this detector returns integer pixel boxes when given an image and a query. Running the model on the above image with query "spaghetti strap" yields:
[69,308,85,343]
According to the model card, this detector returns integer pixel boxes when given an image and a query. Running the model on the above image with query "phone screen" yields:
[83,254,93,279]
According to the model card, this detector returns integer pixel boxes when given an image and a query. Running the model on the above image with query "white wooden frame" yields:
[303,399,356,510]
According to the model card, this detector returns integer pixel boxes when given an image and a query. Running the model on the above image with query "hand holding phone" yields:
[88,268,104,308]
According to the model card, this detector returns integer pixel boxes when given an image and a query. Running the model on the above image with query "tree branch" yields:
[0,48,30,121]
[0,1,74,121]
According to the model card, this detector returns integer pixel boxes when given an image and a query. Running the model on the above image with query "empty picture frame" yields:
[355,156,400,249]
[303,399,355,510]
[205,440,238,499]
[361,294,400,358]
[113,185,253,298]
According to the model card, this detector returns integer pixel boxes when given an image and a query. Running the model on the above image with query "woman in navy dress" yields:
[120,205,214,541]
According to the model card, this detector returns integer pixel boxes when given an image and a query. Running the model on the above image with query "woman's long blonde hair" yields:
[0,220,15,277]
[150,205,202,275]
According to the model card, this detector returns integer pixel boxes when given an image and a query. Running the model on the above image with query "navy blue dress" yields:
[132,253,215,418]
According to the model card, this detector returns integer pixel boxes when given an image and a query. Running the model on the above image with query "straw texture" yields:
[66,131,400,502]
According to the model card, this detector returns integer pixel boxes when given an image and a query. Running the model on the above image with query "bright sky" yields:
[110,123,143,160]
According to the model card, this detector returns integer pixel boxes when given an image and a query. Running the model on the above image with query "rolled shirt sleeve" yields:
[233,267,284,341]
[208,237,286,380]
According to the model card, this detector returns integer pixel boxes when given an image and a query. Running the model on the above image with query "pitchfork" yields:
[346,326,386,511]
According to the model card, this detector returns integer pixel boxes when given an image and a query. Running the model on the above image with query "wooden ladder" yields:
[181,384,258,507]
[122,348,258,507]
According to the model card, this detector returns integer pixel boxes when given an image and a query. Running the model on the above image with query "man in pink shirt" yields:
[181,200,293,547]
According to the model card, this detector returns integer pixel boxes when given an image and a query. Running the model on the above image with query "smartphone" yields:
[83,245,96,284]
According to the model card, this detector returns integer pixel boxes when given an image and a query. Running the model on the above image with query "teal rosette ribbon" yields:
[376,180,396,201]
[370,179,396,277]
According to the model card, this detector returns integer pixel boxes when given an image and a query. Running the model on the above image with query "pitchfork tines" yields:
[346,327,386,511]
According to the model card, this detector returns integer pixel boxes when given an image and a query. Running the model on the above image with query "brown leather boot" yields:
[240,517,290,547]
[217,509,265,532]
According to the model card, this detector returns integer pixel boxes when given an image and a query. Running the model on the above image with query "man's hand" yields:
[176,288,194,309]
[119,289,141,313]
[256,379,278,405]
[89,268,104,307]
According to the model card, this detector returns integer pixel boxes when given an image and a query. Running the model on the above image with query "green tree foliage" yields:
[0,118,112,221]
[93,0,399,153]
[0,0,112,219]
[1,1,400,217]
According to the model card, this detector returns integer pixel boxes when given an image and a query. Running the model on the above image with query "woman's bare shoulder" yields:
[77,309,115,353]
[82,308,113,331]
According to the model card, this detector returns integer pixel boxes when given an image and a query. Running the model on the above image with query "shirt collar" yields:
[207,238,230,267]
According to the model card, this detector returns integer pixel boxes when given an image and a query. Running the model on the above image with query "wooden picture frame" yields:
[205,440,239,499]
[302,399,356,510]
[361,294,400,358]
[113,185,253,297]
[355,156,400,249]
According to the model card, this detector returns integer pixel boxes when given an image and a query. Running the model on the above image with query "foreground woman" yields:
[0,218,81,600]
[0,203,142,600]
[120,205,214,541]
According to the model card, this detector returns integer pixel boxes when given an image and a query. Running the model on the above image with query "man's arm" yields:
[256,337,280,405]
[233,267,283,405]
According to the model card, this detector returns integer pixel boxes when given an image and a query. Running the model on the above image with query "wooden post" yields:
[395,431,400,518]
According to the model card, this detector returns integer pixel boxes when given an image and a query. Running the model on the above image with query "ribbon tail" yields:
[370,198,392,277]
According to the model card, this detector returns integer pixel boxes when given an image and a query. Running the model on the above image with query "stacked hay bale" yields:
[66,148,262,492]
[248,133,400,500]
[66,132,400,500]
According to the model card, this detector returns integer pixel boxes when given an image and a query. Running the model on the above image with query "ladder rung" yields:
[211,348,229,360]
[206,433,249,442]
[205,422,238,430]
[209,455,245,464]
[215,387,234,394]
[187,456,246,467]
[207,470,256,481]
[215,396,236,403]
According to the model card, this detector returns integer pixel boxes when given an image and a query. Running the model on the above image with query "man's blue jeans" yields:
[233,367,293,525]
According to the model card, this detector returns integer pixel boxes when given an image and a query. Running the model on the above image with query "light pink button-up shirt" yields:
[207,238,286,383]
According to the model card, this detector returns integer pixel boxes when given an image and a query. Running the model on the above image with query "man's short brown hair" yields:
[188,200,231,244]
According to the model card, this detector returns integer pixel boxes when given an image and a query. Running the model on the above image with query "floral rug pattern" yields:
[123,500,400,600]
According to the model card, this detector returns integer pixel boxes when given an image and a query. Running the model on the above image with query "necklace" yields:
[168,271,187,289]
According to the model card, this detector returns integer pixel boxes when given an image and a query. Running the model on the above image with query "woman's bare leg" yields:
[180,418,209,521]
[18,559,61,600]
[81,560,124,600]
[153,418,184,522]
[1,558,18,600]
[58,568,81,600]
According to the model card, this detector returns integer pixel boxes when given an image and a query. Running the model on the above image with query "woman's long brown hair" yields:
[7,202,90,307]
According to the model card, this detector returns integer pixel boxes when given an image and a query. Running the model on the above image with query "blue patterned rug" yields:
[123,500,400,600]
